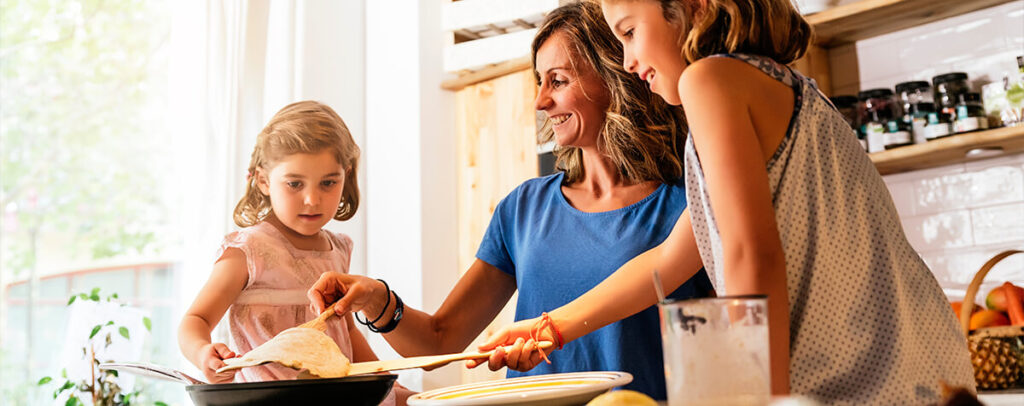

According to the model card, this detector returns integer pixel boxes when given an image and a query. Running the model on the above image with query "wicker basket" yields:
[958,250,1024,390]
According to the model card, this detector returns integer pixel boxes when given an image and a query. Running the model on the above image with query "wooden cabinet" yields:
[454,69,538,384]
[792,0,1024,174]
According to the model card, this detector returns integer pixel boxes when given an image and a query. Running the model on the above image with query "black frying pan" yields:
[100,362,396,406]
[185,374,396,406]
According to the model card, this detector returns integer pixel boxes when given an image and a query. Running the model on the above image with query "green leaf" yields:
[110,293,119,299]
[67,295,77,305]
[37,376,52,385]
[143,317,151,331]
[79,293,88,300]
[65,396,79,406]
[119,326,130,339]
[155,402,168,406]
[90,287,101,301]
[89,324,102,339]
[106,321,115,326]
[61,368,67,378]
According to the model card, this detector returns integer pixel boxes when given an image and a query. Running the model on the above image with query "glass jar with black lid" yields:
[953,92,989,133]
[858,88,899,152]
[895,81,935,144]
[933,72,969,123]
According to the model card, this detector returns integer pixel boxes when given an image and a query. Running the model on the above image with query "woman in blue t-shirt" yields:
[307,2,712,400]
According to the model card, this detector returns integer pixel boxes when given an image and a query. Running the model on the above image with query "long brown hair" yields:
[233,101,360,227]
[650,0,812,64]
[533,1,688,184]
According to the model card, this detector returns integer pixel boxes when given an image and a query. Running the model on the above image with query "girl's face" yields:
[603,0,687,105]
[257,150,345,237]
[534,31,611,149]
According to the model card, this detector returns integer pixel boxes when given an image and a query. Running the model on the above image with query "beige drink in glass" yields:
[659,296,771,406]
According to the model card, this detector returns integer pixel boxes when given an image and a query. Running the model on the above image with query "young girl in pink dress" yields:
[177,101,409,405]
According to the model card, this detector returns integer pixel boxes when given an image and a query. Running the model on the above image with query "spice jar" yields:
[924,112,954,140]
[858,88,898,153]
[884,119,913,149]
[895,81,935,144]
[933,72,970,123]
[954,92,989,133]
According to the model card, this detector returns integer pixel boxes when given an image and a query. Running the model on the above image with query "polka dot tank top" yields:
[682,53,975,404]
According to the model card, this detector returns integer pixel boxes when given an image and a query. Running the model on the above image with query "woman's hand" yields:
[468,317,553,372]
[197,342,237,383]
[307,272,389,318]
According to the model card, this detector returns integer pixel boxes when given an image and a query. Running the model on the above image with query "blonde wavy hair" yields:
[233,101,360,227]
[609,0,812,65]
[533,1,688,185]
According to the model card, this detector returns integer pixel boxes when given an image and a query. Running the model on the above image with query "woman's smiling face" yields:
[603,0,687,105]
[533,31,611,149]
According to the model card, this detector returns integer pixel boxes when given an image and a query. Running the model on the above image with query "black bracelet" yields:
[368,290,403,334]
[354,279,391,327]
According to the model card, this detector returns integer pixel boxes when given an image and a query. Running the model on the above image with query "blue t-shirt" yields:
[476,172,713,400]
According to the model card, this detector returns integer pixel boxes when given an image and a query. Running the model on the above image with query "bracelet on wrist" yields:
[354,279,391,327]
[369,290,404,334]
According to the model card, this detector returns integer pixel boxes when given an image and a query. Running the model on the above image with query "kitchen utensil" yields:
[652,268,667,304]
[407,371,632,406]
[297,304,335,331]
[216,340,555,376]
[100,362,396,406]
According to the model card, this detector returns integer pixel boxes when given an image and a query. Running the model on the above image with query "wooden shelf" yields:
[870,126,1024,175]
[807,0,1015,47]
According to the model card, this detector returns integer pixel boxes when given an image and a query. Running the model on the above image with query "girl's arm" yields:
[677,57,790,395]
[346,314,414,406]
[476,210,703,370]
[309,258,517,356]
[178,247,249,383]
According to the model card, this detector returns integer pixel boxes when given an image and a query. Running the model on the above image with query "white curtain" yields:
[167,0,277,381]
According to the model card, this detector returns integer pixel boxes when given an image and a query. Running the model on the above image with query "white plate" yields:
[408,371,633,406]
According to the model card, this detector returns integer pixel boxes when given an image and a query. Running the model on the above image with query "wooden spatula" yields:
[346,341,555,376]
[297,304,335,332]
[217,341,556,376]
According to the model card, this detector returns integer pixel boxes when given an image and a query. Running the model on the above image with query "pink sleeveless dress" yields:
[218,221,355,382]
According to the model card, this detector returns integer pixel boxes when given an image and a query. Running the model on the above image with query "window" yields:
[0,1,181,404]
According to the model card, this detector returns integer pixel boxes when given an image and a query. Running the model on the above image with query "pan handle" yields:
[100,362,207,385]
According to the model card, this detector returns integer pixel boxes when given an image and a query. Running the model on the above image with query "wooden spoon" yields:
[217,341,556,376]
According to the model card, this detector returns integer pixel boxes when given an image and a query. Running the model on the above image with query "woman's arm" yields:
[308,259,517,356]
[178,247,248,383]
[678,57,790,395]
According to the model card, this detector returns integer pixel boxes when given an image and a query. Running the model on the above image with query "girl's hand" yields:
[307,272,389,318]
[198,342,237,383]
[468,317,552,372]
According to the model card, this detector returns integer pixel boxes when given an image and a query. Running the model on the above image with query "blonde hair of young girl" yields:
[610,0,812,64]
[233,100,360,227]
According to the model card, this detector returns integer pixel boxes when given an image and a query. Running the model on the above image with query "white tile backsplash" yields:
[860,1,1024,298]
[971,202,1024,245]
[855,1,1023,94]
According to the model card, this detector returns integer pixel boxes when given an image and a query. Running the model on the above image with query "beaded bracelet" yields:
[369,290,404,334]
[354,279,391,327]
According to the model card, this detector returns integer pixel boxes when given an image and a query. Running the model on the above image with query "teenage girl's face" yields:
[257,150,345,237]
[603,0,687,105]
[533,31,610,149]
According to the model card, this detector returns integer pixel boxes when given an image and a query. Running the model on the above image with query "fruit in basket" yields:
[969,310,1010,330]
[952,301,982,317]
[969,336,1024,390]
[985,284,1024,311]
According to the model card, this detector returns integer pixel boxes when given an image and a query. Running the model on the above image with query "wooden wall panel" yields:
[454,69,538,383]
